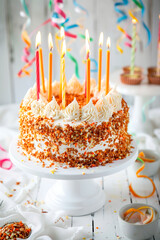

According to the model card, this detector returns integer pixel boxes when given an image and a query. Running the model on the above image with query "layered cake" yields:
[18,75,132,168]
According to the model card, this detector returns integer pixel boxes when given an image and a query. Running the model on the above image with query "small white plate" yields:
[133,149,160,177]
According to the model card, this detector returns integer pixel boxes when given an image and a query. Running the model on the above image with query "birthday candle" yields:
[85,29,90,98]
[157,15,160,75]
[130,19,137,75]
[62,40,66,109]
[86,33,90,103]
[48,33,53,102]
[35,32,41,100]
[106,37,111,95]
[98,32,103,92]
[38,32,45,93]
[60,27,65,98]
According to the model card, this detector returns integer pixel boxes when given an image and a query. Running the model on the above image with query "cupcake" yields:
[147,67,160,84]
[120,73,143,85]
[123,66,143,75]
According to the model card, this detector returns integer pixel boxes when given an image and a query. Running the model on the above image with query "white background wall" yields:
[0,0,160,106]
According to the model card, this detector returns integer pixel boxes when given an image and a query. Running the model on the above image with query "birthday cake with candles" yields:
[18,75,132,169]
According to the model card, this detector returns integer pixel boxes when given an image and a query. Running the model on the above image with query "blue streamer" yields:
[64,24,79,31]
[73,0,88,15]
[90,58,98,73]
[142,96,156,122]
[139,0,151,45]
[114,0,128,23]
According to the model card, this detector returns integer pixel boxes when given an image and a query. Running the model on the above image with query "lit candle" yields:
[157,15,160,74]
[48,33,53,102]
[106,37,111,95]
[61,40,66,109]
[85,29,90,98]
[98,32,103,92]
[130,19,137,75]
[86,33,90,103]
[60,27,65,98]
[38,32,45,93]
[35,32,41,100]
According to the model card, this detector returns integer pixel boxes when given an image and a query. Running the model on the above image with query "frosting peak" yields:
[43,96,61,119]
[63,98,80,121]
[95,95,113,121]
[105,89,122,113]
[82,99,98,122]
[31,99,46,116]
[67,75,83,94]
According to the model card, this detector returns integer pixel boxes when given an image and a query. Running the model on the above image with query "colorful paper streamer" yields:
[114,0,128,23]
[73,0,88,15]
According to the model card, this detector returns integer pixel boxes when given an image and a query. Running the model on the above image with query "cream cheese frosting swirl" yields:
[52,81,60,96]
[43,96,61,119]
[23,88,36,106]
[105,89,122,113]
[63,98,80,121]
[67,75,83,94]
[81,99,98,122]
[31,99,46,116]
[95,95,113,121]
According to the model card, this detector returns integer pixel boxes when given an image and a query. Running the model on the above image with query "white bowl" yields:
[133,149,160,177]
[118,203,159,240]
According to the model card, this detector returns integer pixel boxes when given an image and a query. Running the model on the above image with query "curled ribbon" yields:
[90,58,98,73]
[0,144,13,170]
[66,52,80,79]
[142,96,156,122]
[73,0,88,15]
[114,0,128,23]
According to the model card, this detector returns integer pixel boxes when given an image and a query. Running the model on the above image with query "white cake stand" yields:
[110,71,160,135]
[9,137,138,216]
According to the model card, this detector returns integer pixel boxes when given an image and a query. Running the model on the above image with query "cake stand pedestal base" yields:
[45,179,105,216]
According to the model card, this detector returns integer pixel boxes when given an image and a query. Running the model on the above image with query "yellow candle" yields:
[62,40,66,109]
[86,35,90,104]
[60,27,65,99]
[106,37,111,95]
[48,33,53,102]
[98,32,103,92]
[39,47,45,93]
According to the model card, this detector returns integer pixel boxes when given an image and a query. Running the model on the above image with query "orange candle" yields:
[35,31,41,100]
[60,27,65,99]
[86,37,90,103]
[48,33,53,102]
[39,33,45,93]
[98,32,103,92]
[61,40,66,109]
[106,37,111,95]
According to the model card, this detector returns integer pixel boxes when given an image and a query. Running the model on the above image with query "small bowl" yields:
[133,149,160,177]
[118,203,159,240]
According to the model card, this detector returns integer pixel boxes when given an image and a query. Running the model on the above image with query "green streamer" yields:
[78,33,93,42]
[132,0,143,9]
[49,0,53,10]
[137,157,144,164]
[66,51,80,79]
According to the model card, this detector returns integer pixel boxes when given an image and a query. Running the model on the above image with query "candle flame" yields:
[48,33,53,51]
[62,40,66,57]
[159,14,160,20]
[60,27,65,40]
[99,32,104,47]
[36,31,41,48]
[85,29,90,54]
[132,18,137,24]
[106,37,111,49]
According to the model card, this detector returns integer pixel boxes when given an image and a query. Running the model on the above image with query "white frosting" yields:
[43,96,61,119]
[67,74,83,94]
[81,99,98,122]
[52,81,60,96]
[95,95,113,121]
[90,78,96,94]
[105,89,122,112]
[31,99,46,116]
[23,88,36,106]
[63,98,80,121]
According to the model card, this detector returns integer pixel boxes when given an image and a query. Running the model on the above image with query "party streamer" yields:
[139,0,151,45]
[66,52,80,79]
[73,0,88,15]
[114,0,128,23]
[90,58,98,73]
[142,96,156,122]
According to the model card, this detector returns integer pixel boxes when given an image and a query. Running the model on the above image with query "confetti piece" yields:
[50,169,56,174]
[82,172,85,175]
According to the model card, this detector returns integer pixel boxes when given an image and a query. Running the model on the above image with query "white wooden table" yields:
[32,165,160,240]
